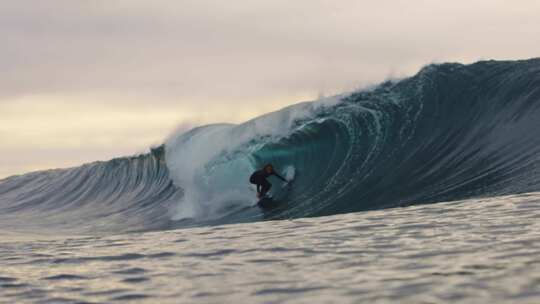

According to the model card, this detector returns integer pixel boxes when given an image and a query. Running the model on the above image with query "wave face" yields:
[0,155,181,234]
[2,59,540,233]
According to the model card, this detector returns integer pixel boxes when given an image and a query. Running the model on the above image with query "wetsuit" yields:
[249,170,287,197]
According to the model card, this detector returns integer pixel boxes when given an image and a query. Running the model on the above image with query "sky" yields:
[1,0,540,178]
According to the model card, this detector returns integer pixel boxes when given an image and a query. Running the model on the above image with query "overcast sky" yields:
[1,0,540,178]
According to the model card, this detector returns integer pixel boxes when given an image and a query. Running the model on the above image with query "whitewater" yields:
[1,58,540,303]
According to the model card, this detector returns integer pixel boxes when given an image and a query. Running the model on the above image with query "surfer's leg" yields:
[261,180,272,197]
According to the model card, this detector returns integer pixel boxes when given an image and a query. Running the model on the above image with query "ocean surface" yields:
[2,193,540,303]
[1,58,540,303]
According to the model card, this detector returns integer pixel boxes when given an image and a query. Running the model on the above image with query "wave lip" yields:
[1,58,540,233]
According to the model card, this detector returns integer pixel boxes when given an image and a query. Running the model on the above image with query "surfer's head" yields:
[263,164,274,173]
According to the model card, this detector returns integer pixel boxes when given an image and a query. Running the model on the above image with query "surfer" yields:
[249,164,288,198]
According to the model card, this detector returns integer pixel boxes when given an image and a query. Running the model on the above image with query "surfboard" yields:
[257,196,278,209]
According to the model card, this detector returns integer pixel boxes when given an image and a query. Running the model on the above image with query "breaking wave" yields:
[1,58,540,234]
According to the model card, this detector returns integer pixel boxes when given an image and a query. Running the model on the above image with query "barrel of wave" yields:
[164,96,343,222]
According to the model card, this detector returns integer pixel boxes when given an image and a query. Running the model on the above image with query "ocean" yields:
[1,58,540,303]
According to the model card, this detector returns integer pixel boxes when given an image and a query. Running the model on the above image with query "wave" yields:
[1,58,540,234]
[0,154,181,234]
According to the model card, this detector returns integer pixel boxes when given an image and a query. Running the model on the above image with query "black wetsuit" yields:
[249,170,287,197]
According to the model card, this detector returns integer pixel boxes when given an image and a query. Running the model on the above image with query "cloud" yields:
[1,0,540,177]
[2,0,537,101]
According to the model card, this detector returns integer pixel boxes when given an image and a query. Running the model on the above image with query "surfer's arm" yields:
[273,173,288,182]
[256,184,262,194]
